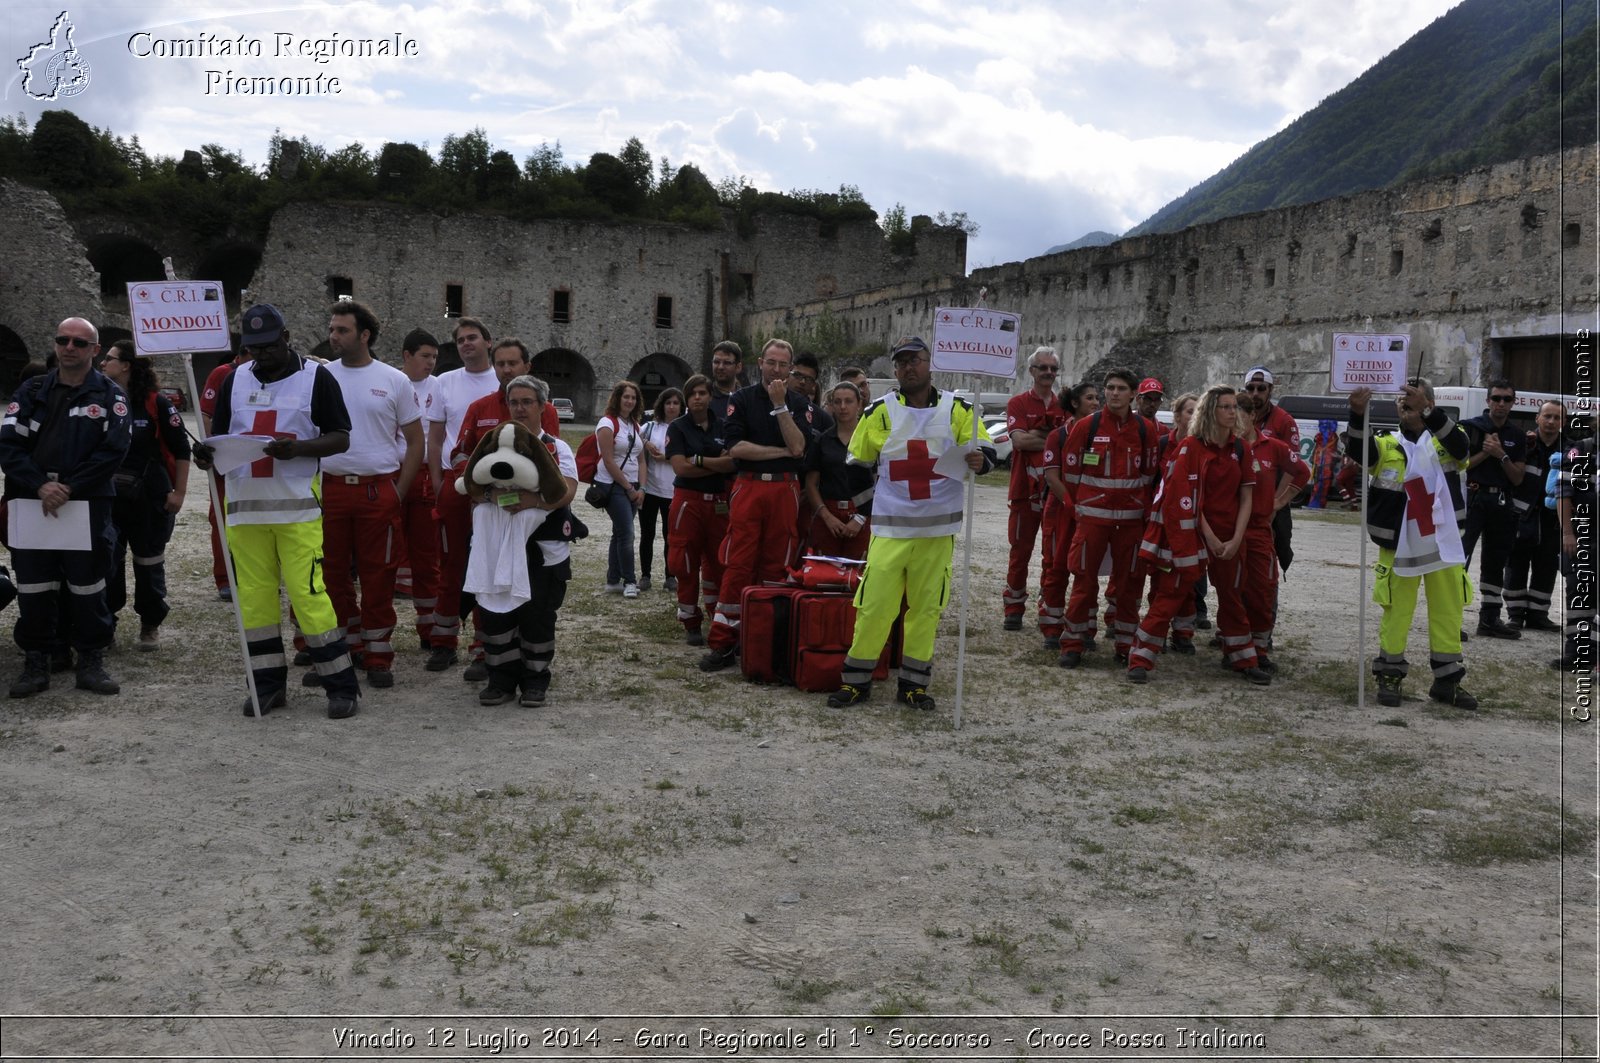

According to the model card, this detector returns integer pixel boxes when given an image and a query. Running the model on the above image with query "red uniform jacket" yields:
[1005,390,1064,503]
[1060,410,1159,525]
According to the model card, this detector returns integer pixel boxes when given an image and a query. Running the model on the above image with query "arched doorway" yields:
[628,352,694,411]
[85,234,167,310]
[0,325,31,401]
[531,348,598,420]
[194,242,263,307]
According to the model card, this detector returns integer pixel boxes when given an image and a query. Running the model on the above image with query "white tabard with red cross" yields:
[870,392,964,538]
[223,361,322,525]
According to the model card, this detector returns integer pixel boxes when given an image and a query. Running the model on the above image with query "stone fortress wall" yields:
[748,148,1598,401]
[1,146,1594,413]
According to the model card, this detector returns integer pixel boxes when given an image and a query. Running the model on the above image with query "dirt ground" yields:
[1,438,1595,1061]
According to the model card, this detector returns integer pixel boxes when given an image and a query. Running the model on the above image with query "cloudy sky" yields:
[5,0,1465,266]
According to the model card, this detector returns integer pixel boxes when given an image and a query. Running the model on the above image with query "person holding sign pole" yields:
[826,337,994,711]
[0,318,130,698]
[192,304,360,719]
[1345,381,1477,710]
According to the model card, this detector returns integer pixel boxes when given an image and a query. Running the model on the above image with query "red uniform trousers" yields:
[1003,498,1044,618]
[669,488,729,635]
[321,475,403,673]
[805,499,869,561]
[207,472,229,590]
[433,468,473,651]
[1062,520,1142,654]
[1241,525,1278,656]
[1129,565,1205,672]
[400,474,441,648]
[1037,502,1074,641]
[1207,543,1260,672]
[707,475,801,652]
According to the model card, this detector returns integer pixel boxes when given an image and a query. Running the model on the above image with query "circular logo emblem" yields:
[112,401,128,417]
[1180,496,1193,510]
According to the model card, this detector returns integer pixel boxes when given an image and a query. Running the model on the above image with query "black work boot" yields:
[1428,680,1478,711]
[75,649,120,695]
[1375,673,1402,708]
[9,651,50,698]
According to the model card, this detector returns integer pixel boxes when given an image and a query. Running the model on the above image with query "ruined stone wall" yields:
[749,148,1598,400]
[247,203,966,416]
[0,179,103,366]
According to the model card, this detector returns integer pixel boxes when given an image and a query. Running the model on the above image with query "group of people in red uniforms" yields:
[1003,350,1309,685]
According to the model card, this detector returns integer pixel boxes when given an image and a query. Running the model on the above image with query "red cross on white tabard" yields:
[248,410,297,478]
[888,439,942,500]
[1402,476,1436,536]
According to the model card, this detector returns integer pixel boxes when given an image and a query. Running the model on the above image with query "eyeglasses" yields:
[1032,366,1059,374]
[96,356,128,366]
[54,335,93,349]
[1244,383,1270,393]
[1489,395,1514,403]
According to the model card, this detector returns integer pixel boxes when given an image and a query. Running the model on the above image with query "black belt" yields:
[738,472,798,482]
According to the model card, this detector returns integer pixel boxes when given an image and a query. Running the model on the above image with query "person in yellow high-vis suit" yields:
[1346,382,1477,710]
[827,337,994,711]
[193,304,361,720]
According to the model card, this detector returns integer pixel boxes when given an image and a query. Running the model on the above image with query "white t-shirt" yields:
[593,415,642,486]
[409,373,440,428]
[641,421,675,498]
[537,437,580,566]
[322,359,421,476]
[427,366,498,466]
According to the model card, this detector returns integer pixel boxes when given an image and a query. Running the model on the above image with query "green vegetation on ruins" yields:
[0,111,972,255]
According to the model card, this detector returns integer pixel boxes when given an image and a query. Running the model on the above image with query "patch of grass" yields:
[775,976,842,1004]
[1113,804,1170,825]
[968,922,1024,977]
[868,987,929,1017]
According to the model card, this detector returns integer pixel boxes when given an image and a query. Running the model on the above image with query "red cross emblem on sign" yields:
[1402,476,1436,536]
[888,439,942,500]
[248,410,297,478]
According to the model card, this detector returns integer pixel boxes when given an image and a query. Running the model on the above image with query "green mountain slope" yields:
[1129,0,1596,237]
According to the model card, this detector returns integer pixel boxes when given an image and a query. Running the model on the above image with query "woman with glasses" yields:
[97,339,191,651]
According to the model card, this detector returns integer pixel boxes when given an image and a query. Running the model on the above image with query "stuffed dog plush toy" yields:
[456,421,566,506]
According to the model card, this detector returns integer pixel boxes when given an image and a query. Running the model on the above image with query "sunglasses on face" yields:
[1245,384,1270,393]
[54,335,93,349]
[1489,395,1514,403]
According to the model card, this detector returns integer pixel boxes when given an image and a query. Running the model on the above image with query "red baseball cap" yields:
[1137,377,1164,396]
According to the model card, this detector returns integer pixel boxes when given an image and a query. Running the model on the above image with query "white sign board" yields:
[932,307,1020,378]
[127,280,232,356]
[1330,333,1411,393]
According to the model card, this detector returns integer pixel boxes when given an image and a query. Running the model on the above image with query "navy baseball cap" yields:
[240,304,287,346]
[892,336,930,361]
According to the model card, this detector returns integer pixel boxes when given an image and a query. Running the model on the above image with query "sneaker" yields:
[1428,680,1478,711]
[138,626,160,652]
[1057,651,1082,669]
[637,577,651,593]
[623,583,640,599]
[685,629,705,647]
[9,651,49,698]
[604,582,623,594]
[1522,614,1560,633]
[326,696,359,719]
[217,586,233,602]
[828,682,871,708]
[367,668,394,689]
[292,649,313,667]
[479,685,517,706]
[520,679,548,707]
[74,650,119,695]
[664,576,678,592]
[1169,637,1195,655]
[1256,655,1278,676]
[896,680,935,711]
[425,646,459,672]
[1126,667,1148,684]
[698,647,738,672]
[1238,667,1271,686]
[240,689,287,717]
[1002,615,1022,631]
[463,659,489,682]
[1476,618,1521,640]
[1375,673,1403,708]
